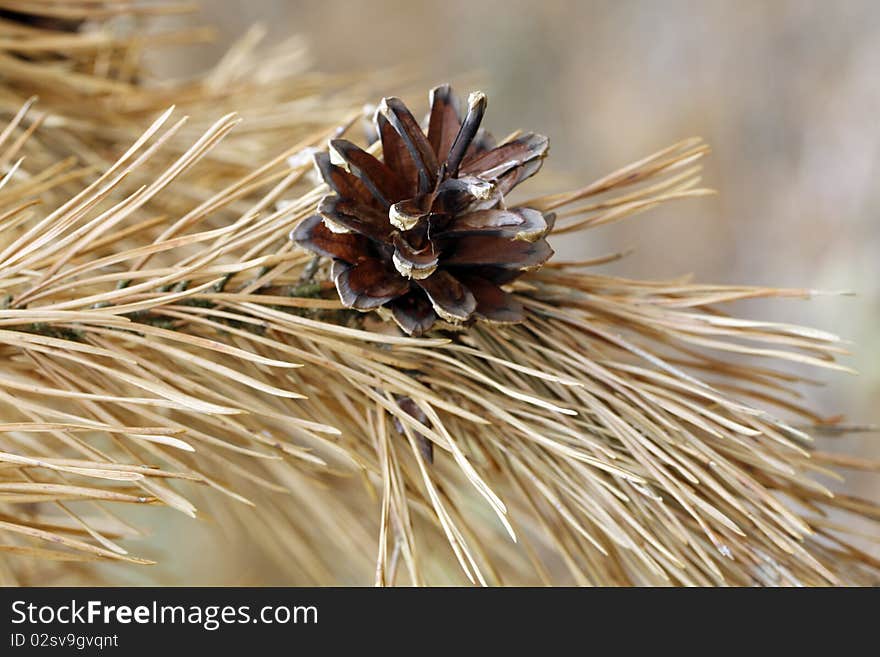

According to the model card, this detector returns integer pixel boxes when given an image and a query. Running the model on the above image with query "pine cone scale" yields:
[457,273,525,322]
[445,91,488,176]
[318,196,391,241]
[378,97,439,193]
[460,133,549,180]
[391,233,439,280]
[426,84,461,162]
[329,139,404,207]
[440,208,549,242]
[417,270,477,322]
[389,292,438,335]
[292,215,369,263]
[332,259,409,310]
[444,235,553,269]
[315,152,376,207]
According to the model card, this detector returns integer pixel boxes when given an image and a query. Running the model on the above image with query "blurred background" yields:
[131,0,878,583]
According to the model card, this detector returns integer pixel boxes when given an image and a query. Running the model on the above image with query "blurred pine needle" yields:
[0,1,876,586]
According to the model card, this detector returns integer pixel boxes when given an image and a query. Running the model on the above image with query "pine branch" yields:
[0,3,875,587]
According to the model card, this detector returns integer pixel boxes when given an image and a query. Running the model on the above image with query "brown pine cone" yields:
[292,85,553,335]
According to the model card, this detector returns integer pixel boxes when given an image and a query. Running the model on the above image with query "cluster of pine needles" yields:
[0,1,876,586]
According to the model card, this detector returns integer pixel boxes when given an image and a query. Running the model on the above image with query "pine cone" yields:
[292,85,553,335]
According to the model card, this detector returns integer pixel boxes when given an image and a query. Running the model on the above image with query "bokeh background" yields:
[127,0,878,583]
